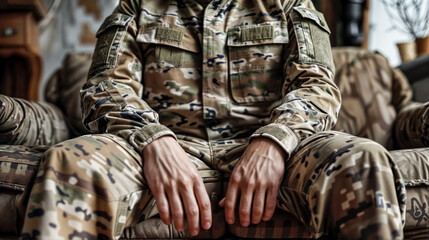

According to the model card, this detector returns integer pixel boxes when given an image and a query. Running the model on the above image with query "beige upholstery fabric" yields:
[332,48,413,150]
[45,52,92,136]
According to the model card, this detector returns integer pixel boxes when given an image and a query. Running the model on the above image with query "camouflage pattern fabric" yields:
[45,53,93,137]
[20,134,223,239]
[0,95,70,146]
[332,47,428,151]
[391,148,429,238]
[0,145,48,236]
[80,0,341,160]
[332,48,408,150]
[12,0,428,239]
[394,102,429,149]
[21,131,410,239]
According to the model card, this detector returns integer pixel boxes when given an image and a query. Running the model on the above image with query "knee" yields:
[40,135,104,178]
[307,134,406,237]
[321,133,394,172]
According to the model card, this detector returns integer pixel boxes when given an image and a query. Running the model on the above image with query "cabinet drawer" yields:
[0,13,27,46]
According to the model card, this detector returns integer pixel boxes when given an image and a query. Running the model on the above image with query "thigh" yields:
[22,134,153,239]
[38,134,148,200]
[279,131,405,238]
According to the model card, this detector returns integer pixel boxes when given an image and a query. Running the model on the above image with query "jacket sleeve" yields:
[249,1,341,160]
[81,0,176,154]
[391,66,429,149]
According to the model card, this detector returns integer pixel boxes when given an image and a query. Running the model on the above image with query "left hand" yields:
[219,137,286,226]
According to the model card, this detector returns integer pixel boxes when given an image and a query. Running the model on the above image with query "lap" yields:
[39,134,219,199]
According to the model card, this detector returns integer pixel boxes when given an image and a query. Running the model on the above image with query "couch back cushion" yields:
[45,52,92,136]
[332,48,398,149]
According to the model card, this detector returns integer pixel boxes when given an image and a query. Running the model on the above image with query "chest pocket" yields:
[227,21,289,104]
[136,23,201,106]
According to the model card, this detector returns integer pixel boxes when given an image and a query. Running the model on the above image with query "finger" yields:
[224,178,239,224]
[219,197,225,207]
[262,186,278,221]
[194,181,212,230]
[153,187,171,225]
[180,186,200,236]
[251,187,267,225]
[167,187,185,232]
[239,186,253,227]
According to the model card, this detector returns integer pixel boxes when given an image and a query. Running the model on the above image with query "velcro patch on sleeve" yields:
[89,13,134,79]
[290,7,334,72]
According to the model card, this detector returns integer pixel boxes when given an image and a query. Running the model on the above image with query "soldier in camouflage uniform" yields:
[20,0,408,239]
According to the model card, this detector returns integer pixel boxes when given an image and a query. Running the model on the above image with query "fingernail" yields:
[204,221,211,229]
[242,221,249,227]
[191,230,198,236]
[227,218,234,224]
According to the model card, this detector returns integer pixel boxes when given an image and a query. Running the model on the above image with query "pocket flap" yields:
[293,7,331,34]
[136,23,200,53]
[96,13,134,38]
[227,21,289,46]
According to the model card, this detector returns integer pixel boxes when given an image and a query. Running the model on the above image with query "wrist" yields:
[249,137,287,160]
[142,135,176,157]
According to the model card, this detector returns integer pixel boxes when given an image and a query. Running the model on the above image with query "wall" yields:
[38,0,118,99]
[368,0,428,66]
[368,0,429,102]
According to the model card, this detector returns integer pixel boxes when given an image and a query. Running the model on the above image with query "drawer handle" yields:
[3,27,18,37]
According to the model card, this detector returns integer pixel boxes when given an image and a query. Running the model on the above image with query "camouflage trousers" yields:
[18,131,428,239]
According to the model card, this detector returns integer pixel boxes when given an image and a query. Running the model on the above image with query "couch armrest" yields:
[394,101,429,149]
[0,95,70,146]
[398,54,429,85]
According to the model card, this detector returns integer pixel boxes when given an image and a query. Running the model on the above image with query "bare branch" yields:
[381,0,429,38]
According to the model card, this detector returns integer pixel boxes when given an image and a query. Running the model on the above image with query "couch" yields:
[0,47,428,239]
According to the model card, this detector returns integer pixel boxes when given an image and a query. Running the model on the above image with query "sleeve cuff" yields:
[249,123,299,160]
[129,123,177,153]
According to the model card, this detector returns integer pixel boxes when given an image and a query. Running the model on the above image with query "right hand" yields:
[142,136,212,236]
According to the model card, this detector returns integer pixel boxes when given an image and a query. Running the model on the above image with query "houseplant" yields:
[382,0,429,57]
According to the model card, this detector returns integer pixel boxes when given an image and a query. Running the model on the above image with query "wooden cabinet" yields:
[0,0,45,101]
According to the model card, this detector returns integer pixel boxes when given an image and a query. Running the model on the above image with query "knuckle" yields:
[224,201,235,209]
[188,208,199,217]
[230,175,240,185]
[158,206,169,216]
[154,181,163,190]
[259,181,268,189]
[164,180,173,189]
[190,172,200,182]
[240,209,250,218]
[244,178,255,188]
[200,200,211,210]
[172,211,183,219]
[179,181,191,191]
[253,208,263,216]
[265,202,276,211]
[269,179,280,187]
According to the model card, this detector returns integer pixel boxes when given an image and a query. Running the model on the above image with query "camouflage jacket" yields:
[81,0,341,161]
